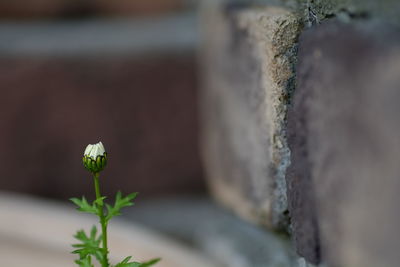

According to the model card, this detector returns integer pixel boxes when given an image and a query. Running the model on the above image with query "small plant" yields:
[71,141,160,267]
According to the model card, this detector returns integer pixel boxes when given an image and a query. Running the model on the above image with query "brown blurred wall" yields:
[0,0,184,19]
[0,53,204,199]
[0,0,203,200]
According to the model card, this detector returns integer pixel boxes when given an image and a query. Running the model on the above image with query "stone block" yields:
[200,2,301,229]
[288,0,400,27]
[286,60,320,263]
[289,20,400,266]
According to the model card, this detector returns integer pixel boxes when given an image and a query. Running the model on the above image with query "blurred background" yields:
[1,1,398,267]
[0,1,299,266]
[0,1,213,265]
[0,0,204,200]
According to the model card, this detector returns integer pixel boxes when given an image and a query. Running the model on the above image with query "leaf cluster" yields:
[72,226,104,263]
[71,192,137,224]
[114,257,161,267]
[71,192,159,267]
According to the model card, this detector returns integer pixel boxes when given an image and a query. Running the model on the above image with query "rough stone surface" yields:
[200,2,301,229]
[293,0,400,27]
[291,19,400,266]
[252,0,400,27]
[286,56,320,263]
[258,0,400,27]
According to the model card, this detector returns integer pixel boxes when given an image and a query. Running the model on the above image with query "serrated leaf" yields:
[72,226,103,262]
[70,196,98,215]
[113,256,160,267]
[105,192,137,223]
[75,256,94,267]
[139,258,161,267]
[94,196,107,206]
[113,256,141,267]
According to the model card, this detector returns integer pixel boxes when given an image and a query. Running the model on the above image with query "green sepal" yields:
[83,154,107,173]
[96,157,102,169]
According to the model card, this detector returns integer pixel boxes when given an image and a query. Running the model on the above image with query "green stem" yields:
[93,172,109,267]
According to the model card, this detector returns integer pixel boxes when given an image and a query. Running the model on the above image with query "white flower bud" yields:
[83,142,107,173]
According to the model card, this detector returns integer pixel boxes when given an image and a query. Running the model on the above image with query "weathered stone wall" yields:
[257,0,400,26]
[200,1,301,230]
[291,20,400,267]
[293,0,400,26]
[200,0,400,266]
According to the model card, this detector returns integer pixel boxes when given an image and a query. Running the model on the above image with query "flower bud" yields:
[83,142,107,173]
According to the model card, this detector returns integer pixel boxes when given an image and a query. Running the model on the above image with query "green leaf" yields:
[139,258,161,267]
[70,196,98,215]
[94,196,107,206]
[105,192,137,222]
[75,256,94,267]
[72,226,103,262]
[113,257,161,267]
[114,256,141,267]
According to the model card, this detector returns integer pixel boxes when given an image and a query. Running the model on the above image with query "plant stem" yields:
[93,172,109,267]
